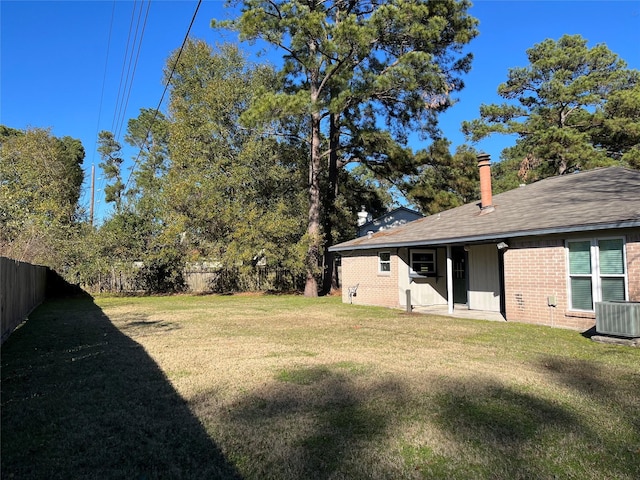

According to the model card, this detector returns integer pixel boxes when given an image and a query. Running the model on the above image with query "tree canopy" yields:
[10,17,640,297]
[97,130,125,209]
[407,140,479,215]
[215,0,478,295]
[163,41,309,279]
[462,34,639,181]
[0,126,85,265]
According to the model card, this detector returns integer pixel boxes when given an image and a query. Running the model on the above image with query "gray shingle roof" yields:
[330,166,640,252]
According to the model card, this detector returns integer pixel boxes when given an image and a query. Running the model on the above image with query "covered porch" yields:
[398,242,506,319]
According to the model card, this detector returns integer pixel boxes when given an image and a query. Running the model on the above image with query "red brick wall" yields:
[627,233,640,301]
[503,238,576,327]
[339,229,639,331]
[504,232,640,330]
[341,250,399,308]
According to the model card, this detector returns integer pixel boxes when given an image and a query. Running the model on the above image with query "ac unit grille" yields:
[595,302,640,338]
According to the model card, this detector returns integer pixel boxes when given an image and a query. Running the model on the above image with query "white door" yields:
[467,244,501,312]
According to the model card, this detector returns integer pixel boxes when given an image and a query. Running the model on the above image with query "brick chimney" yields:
[477,153,495,213]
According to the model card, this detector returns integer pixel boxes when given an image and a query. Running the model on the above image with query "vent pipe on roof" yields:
[477,153,495,214]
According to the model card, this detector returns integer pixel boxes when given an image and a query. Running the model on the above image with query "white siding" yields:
[397,248,447,307]
[468,244,501,312]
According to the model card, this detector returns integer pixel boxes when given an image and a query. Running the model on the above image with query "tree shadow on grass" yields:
[208,363,640,479]
[430,362,640,479]
[432,380,580,478]
[197,364,409,479]
[1,297,241,480]
[536,355,640,470]
[537,354,640,419]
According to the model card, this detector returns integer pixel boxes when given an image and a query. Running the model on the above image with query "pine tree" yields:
[215,0,478,295]
[463,34,639,181]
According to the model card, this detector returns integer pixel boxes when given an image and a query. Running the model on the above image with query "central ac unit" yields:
[595,301,640,338]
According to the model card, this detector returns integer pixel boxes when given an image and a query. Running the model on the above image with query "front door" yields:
[452,246,467,305]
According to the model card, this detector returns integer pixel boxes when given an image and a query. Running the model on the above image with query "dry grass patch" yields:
[2,294,639,479]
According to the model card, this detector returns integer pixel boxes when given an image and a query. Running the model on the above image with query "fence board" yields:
[80,266,306,294]
[1,257,47,344]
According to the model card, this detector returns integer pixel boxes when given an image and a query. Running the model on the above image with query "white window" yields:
[567,238,627,311]
[410,249,437,277]
[378,251,391,273]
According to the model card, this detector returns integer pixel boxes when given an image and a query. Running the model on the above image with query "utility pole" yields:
[89,164,95,226]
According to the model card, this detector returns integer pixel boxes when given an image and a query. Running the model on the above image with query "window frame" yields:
[378,251,391,274]
[409,248,437,278]
[566,237,628,312]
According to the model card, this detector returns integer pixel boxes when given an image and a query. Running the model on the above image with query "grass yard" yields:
[2,294,639,479]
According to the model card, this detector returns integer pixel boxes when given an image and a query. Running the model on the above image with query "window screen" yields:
[410,250,436,276]
[567,238,626,311]
[378,252,391,273]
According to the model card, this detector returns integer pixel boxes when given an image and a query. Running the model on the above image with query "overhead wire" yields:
[110,0,140,134]
[114,0,152,141]
[90,0,117,224]
[122,0,203,193]
[97,0,140,220]
[96,0,149,221]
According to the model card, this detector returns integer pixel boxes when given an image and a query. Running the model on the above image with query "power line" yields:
[110,0,140,134]
[97,0,150,223]
[114,0,152,141]
[122,0,203,193]
[113,0,143,139]
[90,0,117,225]
[92,0,117,159]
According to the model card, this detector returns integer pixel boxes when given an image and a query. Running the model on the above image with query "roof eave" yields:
[329,219,640,252]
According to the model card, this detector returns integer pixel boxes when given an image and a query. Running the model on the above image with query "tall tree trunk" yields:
[304,96,322,297]
[321,112,340,295]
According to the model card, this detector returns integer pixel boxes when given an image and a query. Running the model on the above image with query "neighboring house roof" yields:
[330,166,640,252]
[357,206,424,237]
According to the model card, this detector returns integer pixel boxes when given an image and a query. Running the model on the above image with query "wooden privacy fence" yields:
[1,257,47,344]
[184,266,306,293]
[80,265,307,294]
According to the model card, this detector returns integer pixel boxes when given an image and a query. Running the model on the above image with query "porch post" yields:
[446,245,454,314]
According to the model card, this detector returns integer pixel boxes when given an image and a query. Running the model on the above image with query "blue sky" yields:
[2,0,639,222]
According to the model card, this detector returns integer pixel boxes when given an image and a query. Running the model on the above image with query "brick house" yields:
[329,160,640,331]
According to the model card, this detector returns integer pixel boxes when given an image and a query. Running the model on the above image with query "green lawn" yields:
[2,294,639,479]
